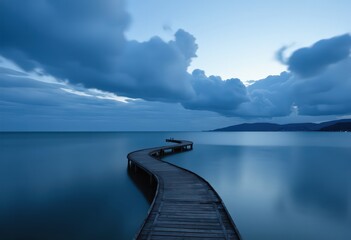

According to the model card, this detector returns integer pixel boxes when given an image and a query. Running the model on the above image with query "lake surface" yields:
[1,132,350,240]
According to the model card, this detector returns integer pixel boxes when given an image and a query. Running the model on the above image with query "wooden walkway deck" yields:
[127,139,241,240]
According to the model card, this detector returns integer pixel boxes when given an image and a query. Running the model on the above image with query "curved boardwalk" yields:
[127,139,241,240]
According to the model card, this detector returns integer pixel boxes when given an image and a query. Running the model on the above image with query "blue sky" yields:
[1,0,351,131]
[127,0,351,80]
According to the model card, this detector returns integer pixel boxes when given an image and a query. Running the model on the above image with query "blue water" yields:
[1,132,350,240]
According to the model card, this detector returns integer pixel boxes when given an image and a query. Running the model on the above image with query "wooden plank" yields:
[127,139,241,240]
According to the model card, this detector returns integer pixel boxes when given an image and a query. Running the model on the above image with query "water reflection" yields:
[0,132,151,240]
[166,132,351,240]
[288,147,350,219]
[1,132,350,240]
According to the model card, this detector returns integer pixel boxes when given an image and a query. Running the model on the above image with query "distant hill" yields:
[212,119,351,132]
[319,122,351,132]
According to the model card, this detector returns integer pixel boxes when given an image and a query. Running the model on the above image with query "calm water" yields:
[0,132,350,240]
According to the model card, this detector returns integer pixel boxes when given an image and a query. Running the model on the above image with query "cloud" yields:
[235,72,294,117]
[287,34,351,77]
[242,35,351,118]
[0,0,248,117]
[292,57,351,116]
[162,24,173,32]
[0,0,197,102]
[182,69,248,116]
[275,46,289,64]
[172,29,198,61]
[0,66,238,131]
[0,0,129,71]
[110,31,196,101]
[1,0,351,123]
[228,33,351,118]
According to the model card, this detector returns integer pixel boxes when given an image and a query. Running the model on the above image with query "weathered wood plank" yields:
[127,139,241,240]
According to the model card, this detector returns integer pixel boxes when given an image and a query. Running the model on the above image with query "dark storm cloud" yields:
[0,0,196,102]
[0,0,129,71]
[275,46,289,64]
[182,70,249,115]
[1,0,351,120]
[236,72,294,118]
[287,34,351,77]
[292,57,351,116]
[111,31,196,101]
[0,67,235,131]
[242,46,351,117]
[232,33,351,118]
[0,0,249,113]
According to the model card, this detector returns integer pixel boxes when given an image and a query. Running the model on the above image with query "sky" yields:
[1,0,351,131]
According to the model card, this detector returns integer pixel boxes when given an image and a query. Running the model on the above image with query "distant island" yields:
[212,119,351,132]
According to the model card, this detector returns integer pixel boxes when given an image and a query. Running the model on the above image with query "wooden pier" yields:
[127,139,241,240]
